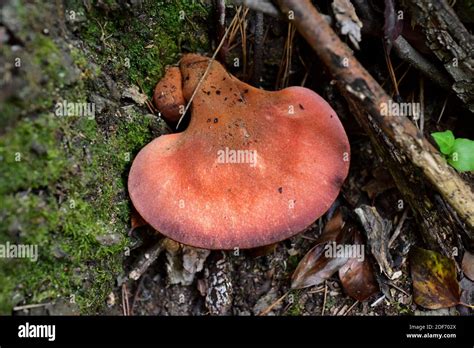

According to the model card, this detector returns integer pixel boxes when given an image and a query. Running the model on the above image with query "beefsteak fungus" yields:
[128,54,350,249]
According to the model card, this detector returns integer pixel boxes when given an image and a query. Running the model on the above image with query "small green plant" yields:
[431,130,474,172]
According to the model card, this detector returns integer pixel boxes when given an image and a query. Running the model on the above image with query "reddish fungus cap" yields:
[153,66,185,123]
[128,54,350,249]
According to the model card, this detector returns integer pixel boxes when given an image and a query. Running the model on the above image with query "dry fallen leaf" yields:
[322,208,346,241]
[462,251,474,281]
[339,230,379,301]
[291,209,350,289]
[291,242,349,289]
[410,247,460,309]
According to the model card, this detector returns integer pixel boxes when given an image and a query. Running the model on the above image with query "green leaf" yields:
[431,130,455,155]
[448,138,474,172]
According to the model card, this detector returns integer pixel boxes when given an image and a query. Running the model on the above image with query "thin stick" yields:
[276,22,295,88]
[239,7,248,78]
[387,282,410,297]
[176,12,239,129]
[388,208,408,248]
[393,35,451,91]
[307,286,325,293]
[130,276,145,315]
[122,283,130,316]
[384,43,400,97]
[397,65,411,87]
[13,302,52,311]
[300,234,317,241]
[322,281,328,315]
[343,300,359,316]
[129,239,165,281]
[458,302,474,309]
[258,290,290,316]
[437,97,449,123]
[228,7,243,45]
[228,34,255,51]
[419,77,425,134]
[370,295,386,307]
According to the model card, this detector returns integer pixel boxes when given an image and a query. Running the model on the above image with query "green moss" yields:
[0,33,72,131]
[286,290,303,316]
[78,0,210,94]
[0,116,67,195]
[0,101,161,313]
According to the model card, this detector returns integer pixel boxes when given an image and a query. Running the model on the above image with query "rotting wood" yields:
[402,0,474,112]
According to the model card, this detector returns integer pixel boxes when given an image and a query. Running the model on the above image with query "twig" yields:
[258,290,290,316]
[298,52,310,87]
[300,234,317,241]
[322,281,328,315]
[419,77,425,134]
[95,19,113,48]
[228,7,244,45]
[136,80,156,115]
[129,239,165,281]
[276,22,296,88]
[238,7,248,78]
[370,295,386,307]
[437,96,449,123]
[388,208,409,248]
[130,275,145,315]
[307,286,325,293]
[228,33,254,51]
[393,36,452,91]
[384,43,400,98]
[397,65,411,87]
[343,300,359,316]
[387,282,410,297]
[13,302,52,311]
[176,10,240,129]
[122,283,130,316]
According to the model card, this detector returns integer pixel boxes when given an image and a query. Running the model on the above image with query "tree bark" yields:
[402,0,474,112]
[346,96,463,257]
